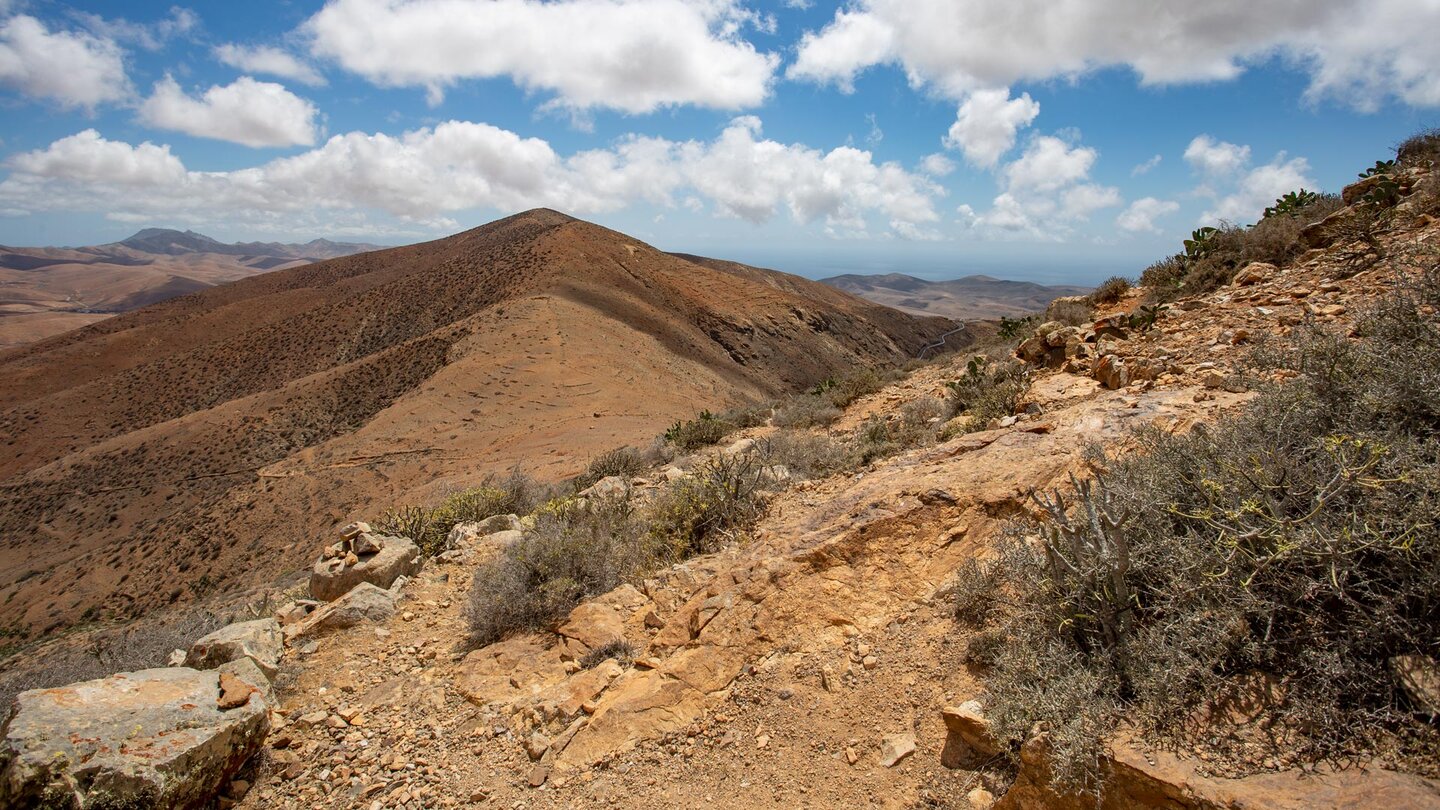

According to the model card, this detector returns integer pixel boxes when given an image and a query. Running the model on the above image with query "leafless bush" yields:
[758,430,858,479]
[1045,298,1092,326]
[0,606,227,716]
[580,639,634,669]
[772,395,842,428]
[1396,128,1440,168]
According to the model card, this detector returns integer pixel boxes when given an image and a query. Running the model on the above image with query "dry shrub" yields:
[464,494,648,648]
[1396,128,1440,168]
[580,639,634,669]
[1045,298,1093,326]
[957,255,1440,789]
[772,395,842,428]
[1087,276,1131,307]
[375,469,547,556]
[572,446,649,491]
[758,430,857,479]
[814,367,894,409]
[464,454,771,648]
[0,606,227,715]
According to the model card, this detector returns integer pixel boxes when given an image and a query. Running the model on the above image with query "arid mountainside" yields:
[0,228,381,348]
[821,272,1091,321]
[0,209,954,638]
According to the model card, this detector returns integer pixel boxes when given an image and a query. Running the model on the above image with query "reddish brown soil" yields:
[0,209,955,638]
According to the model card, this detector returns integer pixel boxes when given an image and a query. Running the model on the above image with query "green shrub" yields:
[1087,276,1131,307]
[945,357,1030,432]
[956,256,1440,788]
[1262,188,1321,219]
[998,315,1039,341]
[663,410,735,451]
[375,469,546,556]
[647,453,769,560]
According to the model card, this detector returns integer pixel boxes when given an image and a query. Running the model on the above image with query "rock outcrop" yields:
[310,529,421,602]
[285,582,398,640]
[185,618,283,679]
[0,668,268,809]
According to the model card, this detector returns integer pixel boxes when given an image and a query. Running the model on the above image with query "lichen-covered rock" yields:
[185,618,283,678]
[309,534,421,602]
[0,668,268,809]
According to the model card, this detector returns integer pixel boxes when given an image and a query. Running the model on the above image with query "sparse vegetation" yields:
[1045,298,1092,326]
[1087,276,1131,307]
[572,446,650,492]
[945,356,1030,433]
[1396,128,1440,168]
[772,396,842,428]
[579,638,635,669]
[663,410,735,451]
[375,469,547,556]
[954,256,1440,789]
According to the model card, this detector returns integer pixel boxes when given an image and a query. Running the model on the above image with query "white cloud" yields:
[919,153,955,177]
[1131,154,1161,176]
[139,76,320,148]
[787,9,893,92]
[1003,136,1096,193]
[1202,155,1314,225]
[1116,197,1179,233]
[72,7,198,51]
[789,0,1440,109]
[942,88,1039,168]
[964,134,1120,238]
[0,15,130,109]
[216,44,326,86]
[305,0,777,113]
[0,118,943,239]
[1184,135,1250,176]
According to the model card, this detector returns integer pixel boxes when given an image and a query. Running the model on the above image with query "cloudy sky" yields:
[1,0,1437,283]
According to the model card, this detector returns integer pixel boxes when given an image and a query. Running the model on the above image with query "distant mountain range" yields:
[820,272,1091,321]
[0,229,383,348]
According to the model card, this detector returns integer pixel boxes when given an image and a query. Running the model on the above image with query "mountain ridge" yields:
[821,271,1091,320]
[0,209,957,637]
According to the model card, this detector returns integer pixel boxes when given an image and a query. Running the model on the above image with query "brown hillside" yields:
[0,209,954,637]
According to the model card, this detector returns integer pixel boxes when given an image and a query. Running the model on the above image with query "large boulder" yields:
[285,582,397,641]
[0,668,268,809]
[310,534,421,602]
[184,618,283,678]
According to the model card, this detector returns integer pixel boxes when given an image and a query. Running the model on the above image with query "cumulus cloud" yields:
[215,44,326,86]
[1116,197,1179,233]
[789,0,1440,109]
[138,76,320,148]
[0,118,942,238]
[304,0,778,113]
[1202,155,1315,225]
[1184,135,1250,177]
[964,135,1121,238]
[0,15,131,109]
[942,88,1039,168]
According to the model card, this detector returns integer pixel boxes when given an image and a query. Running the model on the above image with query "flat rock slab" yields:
[0,667,268,809]
[310,535,421,602]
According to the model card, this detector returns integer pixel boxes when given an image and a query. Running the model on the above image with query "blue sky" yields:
[0,0,1436,284]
